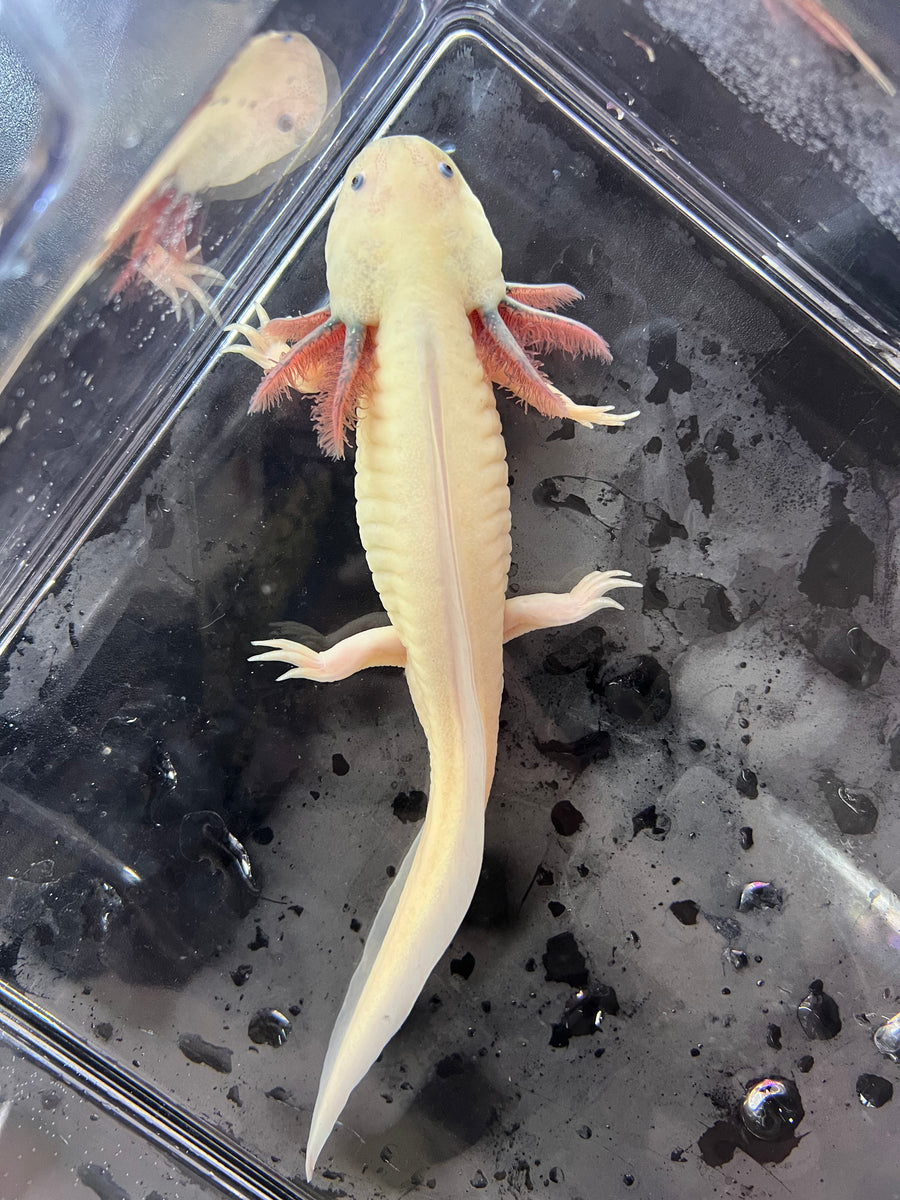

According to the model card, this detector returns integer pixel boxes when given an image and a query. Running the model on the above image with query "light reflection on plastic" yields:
[769,803,900,951]
[31,185,58,216]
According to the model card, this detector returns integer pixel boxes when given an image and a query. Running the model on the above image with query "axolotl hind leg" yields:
[249,625,405,682]
[250,569,640,681]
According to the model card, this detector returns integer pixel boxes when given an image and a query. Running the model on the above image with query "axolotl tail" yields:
[305,701,487,1179]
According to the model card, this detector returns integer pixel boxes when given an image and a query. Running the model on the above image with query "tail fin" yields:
[305,734,486,1179]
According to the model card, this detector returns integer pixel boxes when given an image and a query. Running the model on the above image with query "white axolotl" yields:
[230,134,639,1178]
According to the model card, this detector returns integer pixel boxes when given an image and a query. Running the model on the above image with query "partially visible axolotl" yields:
[107,29,340,319]
[229,135,640,1178]
[0,31,340,399]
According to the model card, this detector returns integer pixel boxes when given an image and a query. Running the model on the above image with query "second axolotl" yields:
[230,135,640,1178]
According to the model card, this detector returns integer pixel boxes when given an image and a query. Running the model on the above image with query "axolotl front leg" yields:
[251,568,639,682]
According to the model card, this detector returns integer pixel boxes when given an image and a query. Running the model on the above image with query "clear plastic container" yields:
[1,2,898,1198]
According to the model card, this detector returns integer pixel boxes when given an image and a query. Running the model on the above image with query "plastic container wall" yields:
[0,2,898,1198]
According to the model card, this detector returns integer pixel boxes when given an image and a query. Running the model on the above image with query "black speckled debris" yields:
[76,1164,130,1200]
[632,803,670,839]
[797,980,842,1040]
[645,320,692,405]
[551,799,585,835]
[706,913,742,940]
[178,1032,232,1073]
[799,516,874,609]
[450,951,475,980]
[646,504,689,548]
[536,728,610,772]
[392,789,427,822]
[642,566,669,609]
[766,1023,782,1050]
[598,655,671,723]
[247,924,269,951]
[799,611,887,689]
[416,1053,503,1151]
[685,452,714,517]
[739,826,754,850]
[702,583,739,633]
[332,753,349,775]
[856,1073,893,1108]
[0,936,23,981]
[543,931,589,987]
[669,899,700,926]
[543,626,605,675]
[230,963,253,986]
[532,476,592,516]
[796,1055,814,1073]
[465,852,510,928]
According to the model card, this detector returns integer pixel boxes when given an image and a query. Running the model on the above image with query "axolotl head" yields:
[324,135,506,328]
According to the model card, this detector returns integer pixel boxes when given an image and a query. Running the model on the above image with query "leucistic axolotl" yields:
[228,135,640,1178]
[108,30,340,319]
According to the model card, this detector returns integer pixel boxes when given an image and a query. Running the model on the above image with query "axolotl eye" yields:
[438,161,453,178]
[350,173,365,190]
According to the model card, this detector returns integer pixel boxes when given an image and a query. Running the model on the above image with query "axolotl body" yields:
[231,135,639,1178]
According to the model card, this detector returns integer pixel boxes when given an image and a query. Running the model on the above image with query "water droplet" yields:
[121,125,143,150]
[740,1078,804,1140]
[725,948,749,970]
[821,780,879,834]
[738,881,782,912]
[179,812,259,903]
[797,979,842,1040]
[248,1008,292,1047]
[856,1073,893,1108]
[736,768,758,798]
[549,983,619,1047]
[873,1011,900,1061]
